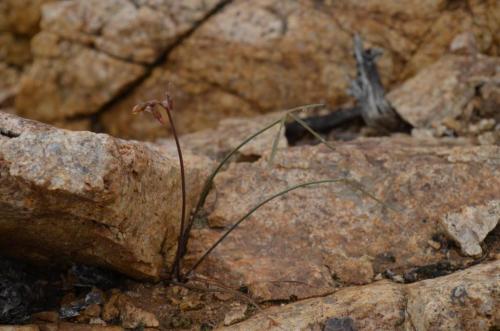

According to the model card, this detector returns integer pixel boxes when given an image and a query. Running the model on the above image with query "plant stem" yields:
[163,105,187,281]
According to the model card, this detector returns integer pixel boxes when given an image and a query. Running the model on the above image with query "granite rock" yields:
[220,260,499,331]
[186,137,500,300]
[0,111,204,280]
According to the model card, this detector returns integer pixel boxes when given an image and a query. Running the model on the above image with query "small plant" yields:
[133,91,396,285]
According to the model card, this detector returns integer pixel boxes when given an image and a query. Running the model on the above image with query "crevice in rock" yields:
[0,128,20,138]
[89,0,235,133]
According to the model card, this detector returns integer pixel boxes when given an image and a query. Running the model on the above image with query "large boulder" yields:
[185,137,500,300]
[0,111,206,280]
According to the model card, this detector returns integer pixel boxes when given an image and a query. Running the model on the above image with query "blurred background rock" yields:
[1,0,499,140]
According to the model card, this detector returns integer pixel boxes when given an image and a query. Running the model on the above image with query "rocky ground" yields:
[0,0,499,330]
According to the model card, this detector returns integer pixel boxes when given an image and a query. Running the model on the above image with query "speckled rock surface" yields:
[0,111,204,280]
[0,0,56,36]
[185,137,500,300]
[220,260,499,331]
[15,31,146,123]
[0,0,56,109]
[404,260,500,331]
[442,200,499,257]
[388,54,500,142]
[13,0,225,124]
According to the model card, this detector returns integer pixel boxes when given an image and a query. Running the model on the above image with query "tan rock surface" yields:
[0,0,53,109]
[157,111,288,160]
[442,200,499,257]
[404,261,500,331]
[0,326,40,331]
[388,54,500,139]
[0,33,32,67]
[14,0,225,124]
[39,0,222,64]
[57,324,123,331]
[102,0,500,140]
[220,260,499,331]
[15,31,146,122]
[185,137,500,300]
[0,0,56,36]
[0,64,19,108]
[0,111,204,280]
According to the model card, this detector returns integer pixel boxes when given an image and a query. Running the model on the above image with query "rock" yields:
[102,0,500,140]
[0,33,32,67]
[99,67,261,141]
[388,54,500,140]
[15,31,146,122]
[31,311,59,323]
[13,0,226,125]
[101,292,120,323]
[39,0,223,64]
[36,324,58,331]
[441,200,500,257]
[404,261,500,331]
[0,64,20,108]
[57,323,123,331]
[0,111,204,280]
[185,137,500,300]
[323,317,356,331]
[220,260,499,331]
[223,303,248,326]
[449,32,479,55]
[0,0,56,36]
[0,327,40,331]
[103,293,159,329]
[222,280,405,331]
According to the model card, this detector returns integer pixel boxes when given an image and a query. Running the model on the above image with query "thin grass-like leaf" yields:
[268,116,285,167]
[178,104,326,265]
[287,112,336,152]
[193,103,325,217]
[287,112,399,213]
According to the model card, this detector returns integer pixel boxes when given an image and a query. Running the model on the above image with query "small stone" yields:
[116,295,159,329]
[477,132,498,145]
[31,311,59,323]
[427,240,441,250]
[324,317,356,331]
[0,326,40,331]
[468,119,496,134]
[102,293,120,322]
[223,303,248,326]
[179,293,203,311]
[89,317,107,326]
[392,275,405,283]
[83,304,102,318]
[214,291,233,301]
[36,324,58,331]
[449,32,478,55]
[441,200,500,257]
